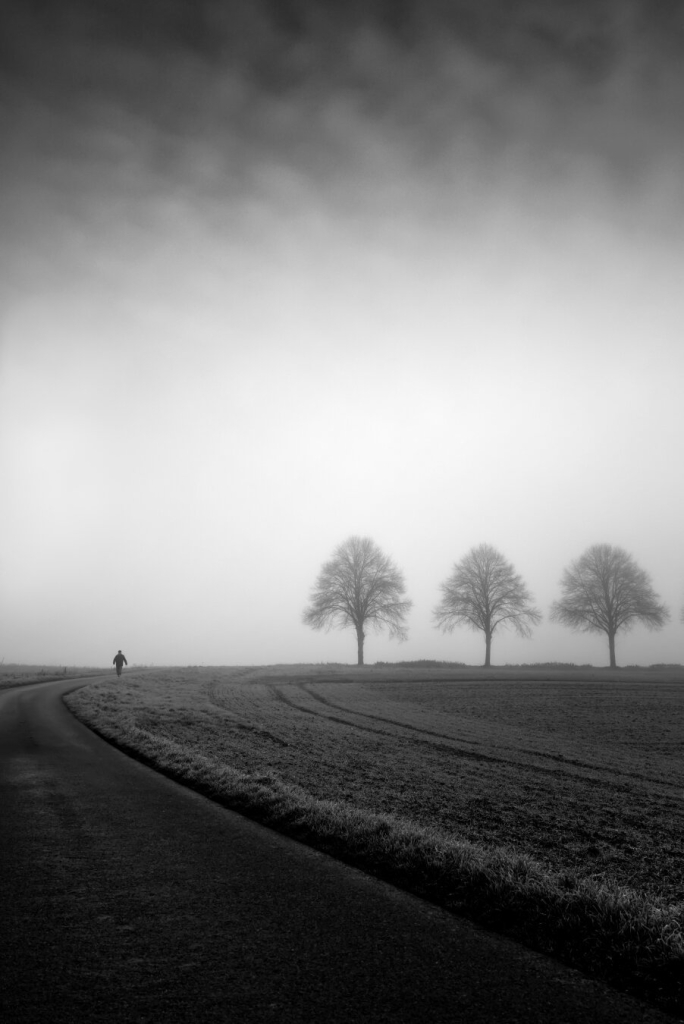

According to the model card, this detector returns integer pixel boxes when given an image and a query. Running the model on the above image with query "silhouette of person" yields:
[113,650,128,676]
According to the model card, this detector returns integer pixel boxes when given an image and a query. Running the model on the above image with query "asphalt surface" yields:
[0,678,676,1024]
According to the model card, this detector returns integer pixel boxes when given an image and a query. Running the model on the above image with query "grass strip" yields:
[66,698,684,1019]
[0,670,110,692]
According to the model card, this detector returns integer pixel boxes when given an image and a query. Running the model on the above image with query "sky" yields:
[2,0,683,668]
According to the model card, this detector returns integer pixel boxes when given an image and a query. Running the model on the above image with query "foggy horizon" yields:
[2,0,683,669]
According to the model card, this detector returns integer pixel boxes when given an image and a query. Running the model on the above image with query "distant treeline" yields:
[304,538,678,668]
[375,661,684,670]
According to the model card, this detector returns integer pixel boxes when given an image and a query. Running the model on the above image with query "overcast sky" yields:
[2,0,683,668]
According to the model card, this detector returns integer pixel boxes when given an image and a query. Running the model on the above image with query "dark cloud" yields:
[4,0,684,104]
[3,0,684,281]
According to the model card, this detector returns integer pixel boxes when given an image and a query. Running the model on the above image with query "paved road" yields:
[0,679,675,1024]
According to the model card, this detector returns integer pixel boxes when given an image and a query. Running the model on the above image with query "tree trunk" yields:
[356,625,365,666]
[484,632,492,668]
[608,631,617,668]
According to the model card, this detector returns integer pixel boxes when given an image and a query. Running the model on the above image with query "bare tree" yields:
[550,544,669,668]
[433,543,541,667]
[303,536,412,666]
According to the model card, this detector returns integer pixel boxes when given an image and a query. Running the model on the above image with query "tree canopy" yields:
[302,535,412,665]
[550,543,669,667]
[433,543,541,667]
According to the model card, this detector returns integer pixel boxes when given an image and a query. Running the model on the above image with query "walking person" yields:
[113,650,128,677]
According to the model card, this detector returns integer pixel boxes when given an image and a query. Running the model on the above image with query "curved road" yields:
[0,678,674,1024]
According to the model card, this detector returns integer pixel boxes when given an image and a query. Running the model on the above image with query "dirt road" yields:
[0,678,674,1023]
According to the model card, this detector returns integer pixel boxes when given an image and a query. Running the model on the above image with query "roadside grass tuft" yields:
[66,696,684,1019]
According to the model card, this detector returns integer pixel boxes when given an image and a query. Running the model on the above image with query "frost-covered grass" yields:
[65,663,684,1016]
[0,664,108,690]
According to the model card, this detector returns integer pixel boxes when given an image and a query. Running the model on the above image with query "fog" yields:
[2,0,683,668]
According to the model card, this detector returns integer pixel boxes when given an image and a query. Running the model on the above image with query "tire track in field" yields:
[268,683,626,787]
[266,684,402,742]
[205,675,290,748]
[297,682,684,794]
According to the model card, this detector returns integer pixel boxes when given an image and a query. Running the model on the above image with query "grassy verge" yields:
[0,667,110,691]
[65,686,684,1019]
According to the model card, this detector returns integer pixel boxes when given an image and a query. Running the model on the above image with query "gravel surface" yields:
[0,678,677,1024]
